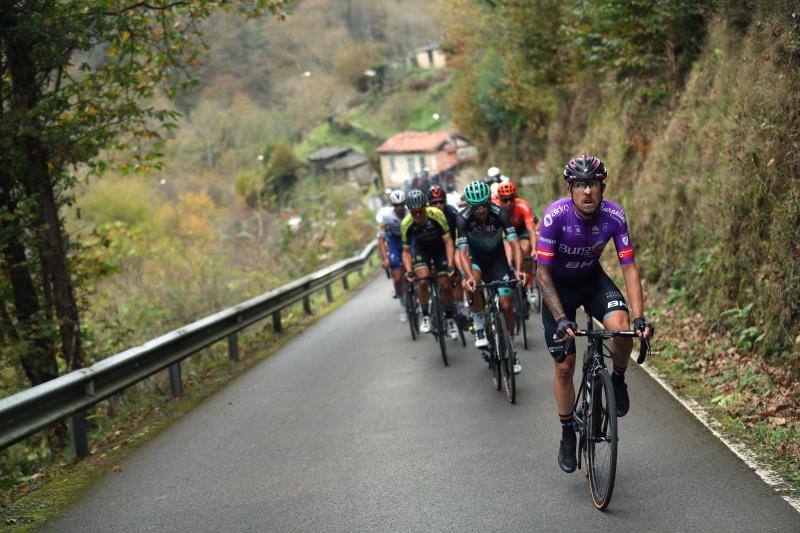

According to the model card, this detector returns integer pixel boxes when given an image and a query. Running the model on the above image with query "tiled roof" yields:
[376,131,455,154]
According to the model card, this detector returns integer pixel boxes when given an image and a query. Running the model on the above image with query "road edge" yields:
[635,359,800,514]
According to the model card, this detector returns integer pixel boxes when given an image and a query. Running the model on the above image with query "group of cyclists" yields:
[376,155,654,474]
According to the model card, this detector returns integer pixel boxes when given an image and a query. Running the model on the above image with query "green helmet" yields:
[464,180,490,205]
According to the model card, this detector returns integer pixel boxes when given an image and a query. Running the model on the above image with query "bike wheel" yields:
[587,368,618,511]
[486,316,501,391]
[533,285,542,314]
[457,312,466,347]
[433,298,448,367]
[496,312,516,404]
[515,287,529,351]
[406,288,418,341]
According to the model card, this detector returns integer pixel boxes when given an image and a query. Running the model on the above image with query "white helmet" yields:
[487,166,502,182]
[388,189,406,205]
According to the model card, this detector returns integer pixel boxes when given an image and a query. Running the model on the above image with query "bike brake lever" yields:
[636,336,650,364]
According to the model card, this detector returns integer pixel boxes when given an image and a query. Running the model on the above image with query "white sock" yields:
[471,312,484,331]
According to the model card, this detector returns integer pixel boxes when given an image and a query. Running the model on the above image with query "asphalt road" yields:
[46,275,799,532]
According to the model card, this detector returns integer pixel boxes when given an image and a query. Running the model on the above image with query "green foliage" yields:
[568,0,709,83]
[263,143,303,204]
[333,43,384,89]
[77,178,156,226]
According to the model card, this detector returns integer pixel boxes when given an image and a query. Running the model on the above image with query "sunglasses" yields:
[499,197,515,204]
[430,200,445,206]
[571,179,603,190]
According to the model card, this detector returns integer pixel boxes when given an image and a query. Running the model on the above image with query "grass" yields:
[0,264,381,530]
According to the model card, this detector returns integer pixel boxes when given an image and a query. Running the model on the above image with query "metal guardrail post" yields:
[273,310,282,333]
[169,362,182,398]
[325,284,333,303]
[342,273,349,290]
[70,411,90,459]
[228,333,239,362]
[303,295,311,315]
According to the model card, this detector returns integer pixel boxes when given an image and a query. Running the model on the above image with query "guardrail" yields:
[0,240,378,459]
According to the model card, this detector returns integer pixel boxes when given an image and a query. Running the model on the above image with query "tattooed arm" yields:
[537,262,566,321]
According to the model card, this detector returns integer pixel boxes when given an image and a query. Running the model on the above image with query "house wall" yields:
[415,49,447,69]
[431,49,447,68]
[380,152,435,188]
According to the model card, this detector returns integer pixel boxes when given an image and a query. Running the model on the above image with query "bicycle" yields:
[476,279,518,403]
[413,274,450,367]
[566,311,650,511]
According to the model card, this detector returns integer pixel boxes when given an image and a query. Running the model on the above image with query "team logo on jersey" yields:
[592,226,599,234]
[622,235,629,246]
[543,213,553,227]
[603,223,608,231]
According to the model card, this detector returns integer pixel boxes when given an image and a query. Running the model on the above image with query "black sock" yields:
[612,365,626,381]
[559,413,575,438]
[445,308,454,319]
[421,304,429,316]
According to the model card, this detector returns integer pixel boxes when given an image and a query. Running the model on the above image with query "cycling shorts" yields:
[472,250,514,296]
[542,268,628,360]
[412,244,449,275]
[516,226,530,241]
[386,237,403,270]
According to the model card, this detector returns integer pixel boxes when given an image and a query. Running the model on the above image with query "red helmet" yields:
[427,184,445,202]
[497,182,517,198]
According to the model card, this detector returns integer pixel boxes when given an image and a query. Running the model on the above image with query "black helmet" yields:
[563,155,607,183]
[406,188,427,209]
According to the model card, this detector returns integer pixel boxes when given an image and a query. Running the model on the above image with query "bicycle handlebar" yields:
[556,329,651,364]
[475,279,519,289]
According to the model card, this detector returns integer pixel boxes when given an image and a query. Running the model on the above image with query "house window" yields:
[419,155,425,170]
[406,156,415,175]
[390,155,396,172]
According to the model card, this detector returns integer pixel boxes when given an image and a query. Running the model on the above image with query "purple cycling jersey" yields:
[536,197,634,278]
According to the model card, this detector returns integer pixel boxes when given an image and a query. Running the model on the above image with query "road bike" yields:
[568,311,650,510]
[477,280,518,403]
[413,274,451,367]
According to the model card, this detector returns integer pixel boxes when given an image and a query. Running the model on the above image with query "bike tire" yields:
[433,298,448,367]
[486,316,501,391]
[587,368,618,511]
[406,288,418,341]
[496,312,516,404]
[518,287,529,351]
[457,314,466,347]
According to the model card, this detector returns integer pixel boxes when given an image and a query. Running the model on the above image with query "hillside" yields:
[444,0,799,486]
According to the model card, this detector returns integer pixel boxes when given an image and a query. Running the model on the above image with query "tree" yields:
[0,1,286,387]
[263,143,302,204]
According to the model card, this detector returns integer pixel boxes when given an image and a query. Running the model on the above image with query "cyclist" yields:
[377,190,409,321]
[496,182,539,304]
[401,189,459,339]
[536,155,654,474]
[457,181,526,372]
[486,166,509,201]
[428,185,467,321]
[406,169,432,196]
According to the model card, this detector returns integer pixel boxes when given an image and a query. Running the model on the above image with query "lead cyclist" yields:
[536,155,654,474]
